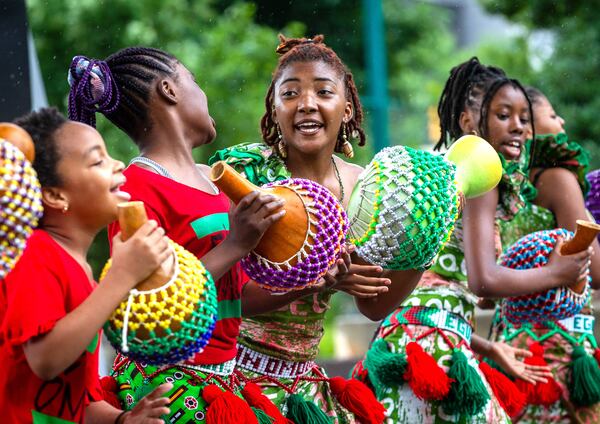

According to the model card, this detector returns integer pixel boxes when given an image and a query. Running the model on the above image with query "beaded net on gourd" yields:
[0,139,43,279]
[101,240,218,365]
[347,146,459,270]
[242,178,348,292]
[586,169,600,225]
[500,228,590,324]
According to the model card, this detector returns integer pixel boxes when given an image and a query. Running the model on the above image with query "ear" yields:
[459,110,476,134]
[41,187,69,212]
[156,78,178,105]
[343,100,354,124]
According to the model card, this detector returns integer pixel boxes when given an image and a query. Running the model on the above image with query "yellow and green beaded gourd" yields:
[101,202,218,365]
[347,135,501,270]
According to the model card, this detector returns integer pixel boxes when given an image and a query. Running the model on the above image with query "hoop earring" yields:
[341,124,354,159]
[471,129,479,137]
[276,125,287,159]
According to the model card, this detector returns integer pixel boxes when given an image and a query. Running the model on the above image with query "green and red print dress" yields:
[0,230,103,423]
[106,164,252,423]
[210,143,378,424]
[491,134,600,423]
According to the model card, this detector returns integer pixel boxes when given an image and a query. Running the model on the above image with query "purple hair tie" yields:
[67,55,120,127]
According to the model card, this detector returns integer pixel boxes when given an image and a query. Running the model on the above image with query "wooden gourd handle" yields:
[560,219,600,294]
[118,201,148,241]
[210,161,261,203]
[117,201,173,290]
[560,220,600,255]
[0,123,36,163]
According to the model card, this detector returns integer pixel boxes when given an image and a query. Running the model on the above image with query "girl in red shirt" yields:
[0,107,173,423]
[67,48,286,422]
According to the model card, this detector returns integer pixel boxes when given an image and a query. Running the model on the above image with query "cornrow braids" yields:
[68,47,178,142]
[261,34,366,155]
[436,57,507,150]
[14,107,67,187]
[436,57,535,168]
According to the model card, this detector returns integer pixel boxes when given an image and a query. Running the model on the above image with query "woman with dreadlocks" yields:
[67,47,288,423]
[489,85,600,423]
[210,34,423,424]
[353,57,591,423]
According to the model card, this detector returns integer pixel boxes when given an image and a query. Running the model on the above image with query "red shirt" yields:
[0,230,103,424]
[108,164,248,364]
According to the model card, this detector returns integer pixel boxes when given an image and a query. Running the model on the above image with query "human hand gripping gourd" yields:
[546,236,593,288]
[104,220,172,295]
[226,190,286,253]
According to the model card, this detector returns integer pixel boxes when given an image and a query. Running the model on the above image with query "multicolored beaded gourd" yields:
[0,139,43,279]
[500,228,590,324]
[101,240,218,365]
[347,146,460,270]
[241,178,348,292]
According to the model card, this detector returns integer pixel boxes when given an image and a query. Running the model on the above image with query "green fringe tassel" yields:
[365,339,407,395]
[441,350,490,417]
[569,345,600,406]
[285,394,332,424]
[252,407,275,424]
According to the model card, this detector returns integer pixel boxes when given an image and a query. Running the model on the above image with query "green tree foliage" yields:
[479,1,600,166]
[27,0,301,274]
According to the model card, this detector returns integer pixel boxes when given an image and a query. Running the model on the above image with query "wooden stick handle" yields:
[561,219,600,294]
[560,220,600,255]
[210,161,261,204]
[118,201,148,241]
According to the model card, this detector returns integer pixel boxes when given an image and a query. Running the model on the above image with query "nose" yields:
[558,115,566,128]
[298,91,317,113]
[113,159,125,173]
[510,115,524,134]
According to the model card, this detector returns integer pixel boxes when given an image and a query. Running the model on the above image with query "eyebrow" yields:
[84,145,103,158]
[280,77,337,85]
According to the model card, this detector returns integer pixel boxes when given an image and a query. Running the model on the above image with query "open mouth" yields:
[295,120,324,135]
[110,180,131,201]
[503,140,522,158]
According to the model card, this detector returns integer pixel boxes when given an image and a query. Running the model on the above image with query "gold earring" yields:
[341,124,354,159]
[276,125,287,159]
[471,129,479,137]
[62,203,69,214]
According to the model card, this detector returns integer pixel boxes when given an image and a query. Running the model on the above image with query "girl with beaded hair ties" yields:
[353,57,592,423]
[210,34,431,424]
[67,48,287,423]
[488,85,600,423]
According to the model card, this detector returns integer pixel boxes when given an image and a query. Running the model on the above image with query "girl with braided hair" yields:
[354,57,591,423]
[489,86,600,423]
[67,48,287,423]
[0,107,173,423]
[210,34,423,423]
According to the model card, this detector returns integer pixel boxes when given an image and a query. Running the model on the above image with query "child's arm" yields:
[463,187,591,298]
[85,383,172,423]
[23,222,170,380]
[533,167,600,288]
[199,191,285,281]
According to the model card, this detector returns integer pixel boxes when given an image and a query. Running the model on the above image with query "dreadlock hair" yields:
[436,57,535,152]
[14,107,67,187]
[261,34,366,155]
[68,47,178,143]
